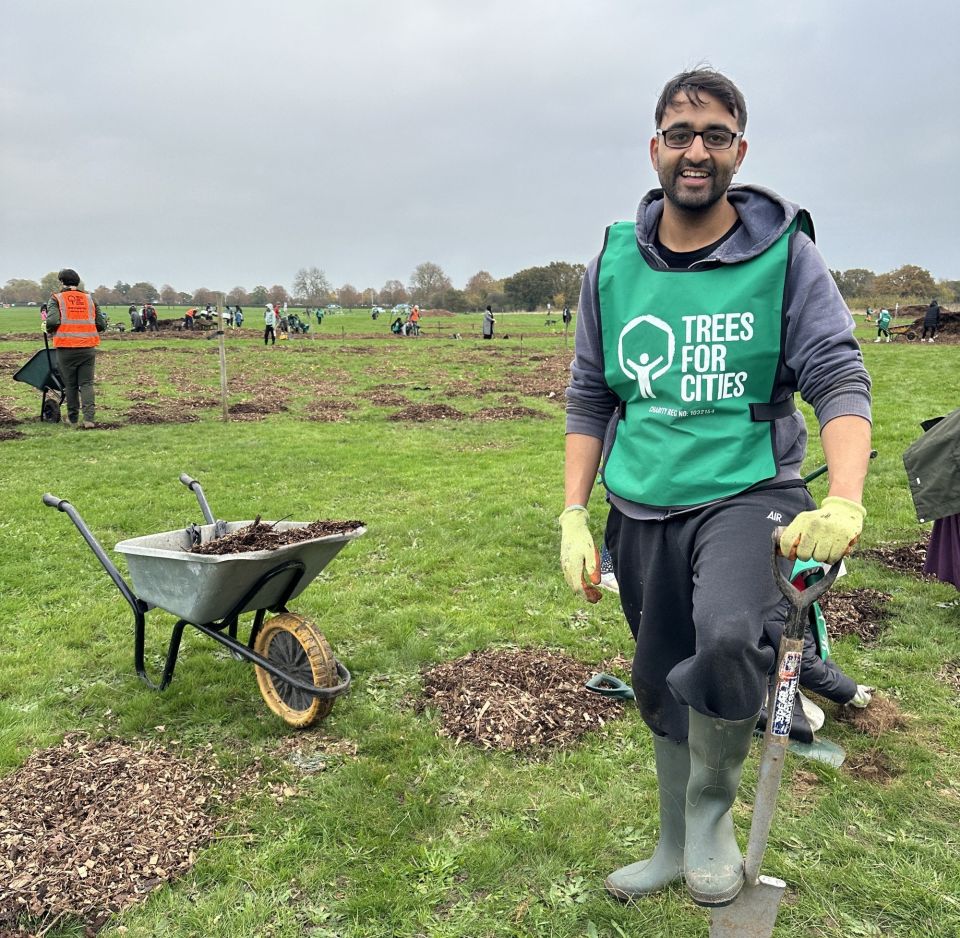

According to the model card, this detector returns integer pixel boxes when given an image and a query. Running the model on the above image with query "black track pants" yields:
[612,485,815,741]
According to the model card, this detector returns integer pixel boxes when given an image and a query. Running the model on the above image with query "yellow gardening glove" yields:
[559,505,602,603]
[779,496,866,564]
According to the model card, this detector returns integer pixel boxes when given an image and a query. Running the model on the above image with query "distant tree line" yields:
[2,259,587,312]
[830,264,960,307]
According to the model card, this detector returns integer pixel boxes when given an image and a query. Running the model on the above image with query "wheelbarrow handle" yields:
[769,527,842,637]
[42,493,67,510]
[179,473,215,525]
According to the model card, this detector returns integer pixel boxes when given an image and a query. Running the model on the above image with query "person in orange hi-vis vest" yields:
[46,268,106,428]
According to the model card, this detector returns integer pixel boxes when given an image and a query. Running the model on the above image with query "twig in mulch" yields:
[189,516,364,554]
[417,647,625,753]
[819,588,892,644]
[0,734,236,935]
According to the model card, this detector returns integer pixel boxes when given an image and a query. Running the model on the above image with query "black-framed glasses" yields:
[656,128,743,150]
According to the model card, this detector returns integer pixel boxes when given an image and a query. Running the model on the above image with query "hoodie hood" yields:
[635,184,804,266]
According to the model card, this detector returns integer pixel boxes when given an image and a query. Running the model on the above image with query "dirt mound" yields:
[423,308,456,317]
[189,517,364,554]
[845,747,899,783]
[0,734,227,935]
[126,405,199,425]
[860,536,931,577]
[387,404,465,422]
[305,400,356,422]
[835,695,908,735]
[418,647,624,752]
[820,588,891,644]
[227,400,288,420]
[472,406,550,421]
[895,305,959,342]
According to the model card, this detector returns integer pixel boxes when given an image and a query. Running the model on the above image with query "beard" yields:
[659,159,735,213]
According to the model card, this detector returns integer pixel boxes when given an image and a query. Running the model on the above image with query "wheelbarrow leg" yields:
[134,610,188,691]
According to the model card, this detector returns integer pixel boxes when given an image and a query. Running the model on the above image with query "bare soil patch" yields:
[0,405,20,426]
[472,406,550,421]
[387,404,466,422]
[126,405,199,425]
[228,400,289,420]
[189,517,364,554]
[418,647,624,753]
[0,734,231,936]
[860,536,931,577]
[305,399,356,422]
[844,747,899,783]
[819,588,892,644]
[0,428,24,442]
[362,389,410,406]
[835,695,908,735]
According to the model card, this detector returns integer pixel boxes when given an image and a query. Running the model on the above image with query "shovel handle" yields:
[743,530,842,887]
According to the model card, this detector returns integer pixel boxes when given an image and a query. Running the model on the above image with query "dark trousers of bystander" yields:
[56,347,97,424]
[264,326,276,346]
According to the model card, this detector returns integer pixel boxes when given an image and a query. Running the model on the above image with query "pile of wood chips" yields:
[0,734,229,935]
[419,648,626,753]
[819,588,892,644]
[859,537,931,577]
[189,517,364,555]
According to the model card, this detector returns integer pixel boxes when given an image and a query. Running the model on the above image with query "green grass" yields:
[0,317,957,938]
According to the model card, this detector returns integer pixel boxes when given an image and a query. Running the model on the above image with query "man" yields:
[560,68,871,908]
[46,268,106,428]
[264,303,277,345]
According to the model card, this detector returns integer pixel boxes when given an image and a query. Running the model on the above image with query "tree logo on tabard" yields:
[618,315,675,399]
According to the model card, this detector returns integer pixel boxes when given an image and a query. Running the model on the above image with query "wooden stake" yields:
[218,294,228,421]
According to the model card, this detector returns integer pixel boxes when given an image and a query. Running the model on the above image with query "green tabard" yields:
[599,217,803,508]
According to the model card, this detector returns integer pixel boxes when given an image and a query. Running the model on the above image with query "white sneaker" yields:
[798,692,825,732]
[873,337,881,343]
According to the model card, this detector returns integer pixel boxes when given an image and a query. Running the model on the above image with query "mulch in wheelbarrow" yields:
[0,734,234,936]
[418,648,626,753]
[189,516,365,555]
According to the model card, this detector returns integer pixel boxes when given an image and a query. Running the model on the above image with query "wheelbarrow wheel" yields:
[253,612,337,728]
[41,398,61,423]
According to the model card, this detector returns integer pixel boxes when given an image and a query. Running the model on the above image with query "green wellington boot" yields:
[684,708,757,907]
[605,735,689,901]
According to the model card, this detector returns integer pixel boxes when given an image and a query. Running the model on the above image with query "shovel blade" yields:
[709,875,786,938]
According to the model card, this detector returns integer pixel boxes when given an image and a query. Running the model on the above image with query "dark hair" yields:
[655,68,747,131]
[57,267,81,286]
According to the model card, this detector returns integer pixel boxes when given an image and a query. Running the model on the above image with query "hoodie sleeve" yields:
[780,234,872,429]
[564,257,619,438]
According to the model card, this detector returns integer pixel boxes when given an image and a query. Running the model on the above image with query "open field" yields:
[0,313,958,937]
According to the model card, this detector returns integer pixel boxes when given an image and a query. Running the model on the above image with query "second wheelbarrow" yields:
[43,473,366,727]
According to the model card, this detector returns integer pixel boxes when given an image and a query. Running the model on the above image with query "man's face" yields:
[649,91,747,213]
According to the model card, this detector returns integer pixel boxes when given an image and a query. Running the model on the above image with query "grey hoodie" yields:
[565,184,872,518]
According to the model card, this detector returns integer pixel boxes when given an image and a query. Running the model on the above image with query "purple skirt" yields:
[925,514,960,589]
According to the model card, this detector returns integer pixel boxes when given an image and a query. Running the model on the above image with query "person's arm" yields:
[94,301,106,332]
[46,296,61,332]
[821,414,871,503]
[565,432,602,509]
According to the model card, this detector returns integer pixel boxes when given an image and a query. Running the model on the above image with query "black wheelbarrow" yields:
[43,473,366,727]
[12,334,65,422]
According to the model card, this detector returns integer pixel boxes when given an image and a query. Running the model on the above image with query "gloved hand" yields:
[848,684,874,708]
[559,506,601,603]
[779,496,866,564]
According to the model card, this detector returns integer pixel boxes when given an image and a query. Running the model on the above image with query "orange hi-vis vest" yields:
[52,291,100,348]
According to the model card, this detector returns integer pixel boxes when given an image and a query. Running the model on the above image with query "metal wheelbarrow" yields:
[43,473,366,727]
[12,333,65,422]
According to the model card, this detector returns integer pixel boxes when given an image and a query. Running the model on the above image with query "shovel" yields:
[710,529,841,938]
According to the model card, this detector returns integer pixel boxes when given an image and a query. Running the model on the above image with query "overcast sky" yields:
[3,1,958,295]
